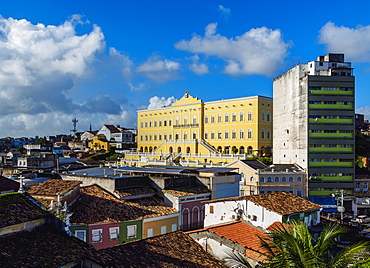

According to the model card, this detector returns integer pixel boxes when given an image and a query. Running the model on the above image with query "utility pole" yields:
[71,117,78,136]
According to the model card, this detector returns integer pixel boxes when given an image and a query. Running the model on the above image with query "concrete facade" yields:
[273,54,355,197]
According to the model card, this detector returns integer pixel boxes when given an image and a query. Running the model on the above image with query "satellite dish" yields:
[337,206,345,213]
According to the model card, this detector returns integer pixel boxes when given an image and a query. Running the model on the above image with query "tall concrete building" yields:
[273,54,355,197]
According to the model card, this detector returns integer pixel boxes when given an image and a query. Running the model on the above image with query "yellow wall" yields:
[137,92,272,156]
[89,135,109,152]
[142,215,179,239]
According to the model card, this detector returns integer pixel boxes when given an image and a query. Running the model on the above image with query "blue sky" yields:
[1,0,370,137]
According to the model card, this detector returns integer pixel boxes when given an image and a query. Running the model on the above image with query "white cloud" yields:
[136,57,181,83]
[0,15,105,116]
[319,22,370,62]
[218,5,231,17]
[175,23,290,76]
[147,96,175,109]
[189,55,209,75]
[356,106,370,120]
[109,47,133,81]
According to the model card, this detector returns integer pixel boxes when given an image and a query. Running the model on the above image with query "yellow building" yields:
[134,92,272,165]
[89,134,109,152]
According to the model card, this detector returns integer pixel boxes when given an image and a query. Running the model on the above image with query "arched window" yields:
[175,132,179,140]
[204,131,208,140]
[267,177,272,182]
[140,121,143,128]
[184,132,188,139]
[267,111,271,122]
[261,111,265,121]
[240,112,244,122]
[261,128,265,139]
[218,130,222,139]
[145,121,148,128]
[274,177,279,182]
[248,111,252,121]
[240,129,244,139]
[232,112,236,122]
[211,130,215,139]
[224,130,229,139]
[159,120,162,127]
[164,120,167,126]
[267,129,271,139]
[140,135,143,141]
[193,131,196,139]
[248,129,252,139]
[149,120,152,127]
[184,116,188,125]
[232,129,236,139]
[247,146,253,155]
[193,115,197,125]
[282,177,287,182]
[260,177,265,182]
[154,120,157,127]
[297,176,302,182]
[169,119,172,126]
[240,146,245,154]
[204,115,208,124]
[211,114,215,123]
[225,113,229,123]
[289,177,294,182]
[159,134,162,140]
[176,117,179,126]
[218,113,222,123]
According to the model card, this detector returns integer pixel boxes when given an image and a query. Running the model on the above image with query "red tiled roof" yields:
[204,192,322,215]
[101,231,227,268]
[0,193,50,228]
[266,221,292,232]
[27,179,81,196]
[70,185,178,224]
[104,124,120,133]
[208,222,269,255]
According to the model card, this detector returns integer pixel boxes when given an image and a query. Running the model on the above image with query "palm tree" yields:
[223,220,370,268]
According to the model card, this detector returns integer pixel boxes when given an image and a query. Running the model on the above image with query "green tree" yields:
[224,220,370,268]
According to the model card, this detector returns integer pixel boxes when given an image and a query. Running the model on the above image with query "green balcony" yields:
[309,189,353,197]
[308,133,352,138]
[308,147,353,152]
[309,161,353,167]
[310,90,353,95]
[308,104,353,109]
[309,119,353,124]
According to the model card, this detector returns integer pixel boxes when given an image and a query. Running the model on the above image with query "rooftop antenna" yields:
[71,117,78,135]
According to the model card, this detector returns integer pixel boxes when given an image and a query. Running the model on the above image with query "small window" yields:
[267,177,272,182]
[171,224,177,232]
[147,228,154,238]
[127,225,137,239]
[274,177,279,182]
[282,177,287,182]
[75,230,86,242]
[260,177,265,182]
[297,177,302,182]
[289,177,294,182]
[161,226,167,234]
[110,227,119,241]
[210,205,214,214]
[92,229,102,243]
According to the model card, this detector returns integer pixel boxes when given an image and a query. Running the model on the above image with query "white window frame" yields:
[109,227,119,241]
[161,225,167,234]
[75,230,86,242]
[171,224,177,232]
[147,228,154,238]
[127,225,137,239]
[92,229,102,243]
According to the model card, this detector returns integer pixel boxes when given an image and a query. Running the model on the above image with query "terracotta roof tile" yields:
[27,179,81,196]
[70,185,178,224]
[164,186,211,197]
[204,192,322,215]
[266,221,292,232]
[0,224,114,268]
[0,193,50,228]
[0,176,19,192]
[114,187,156,198]
[208,222,269,255]
[101,231,227,268]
